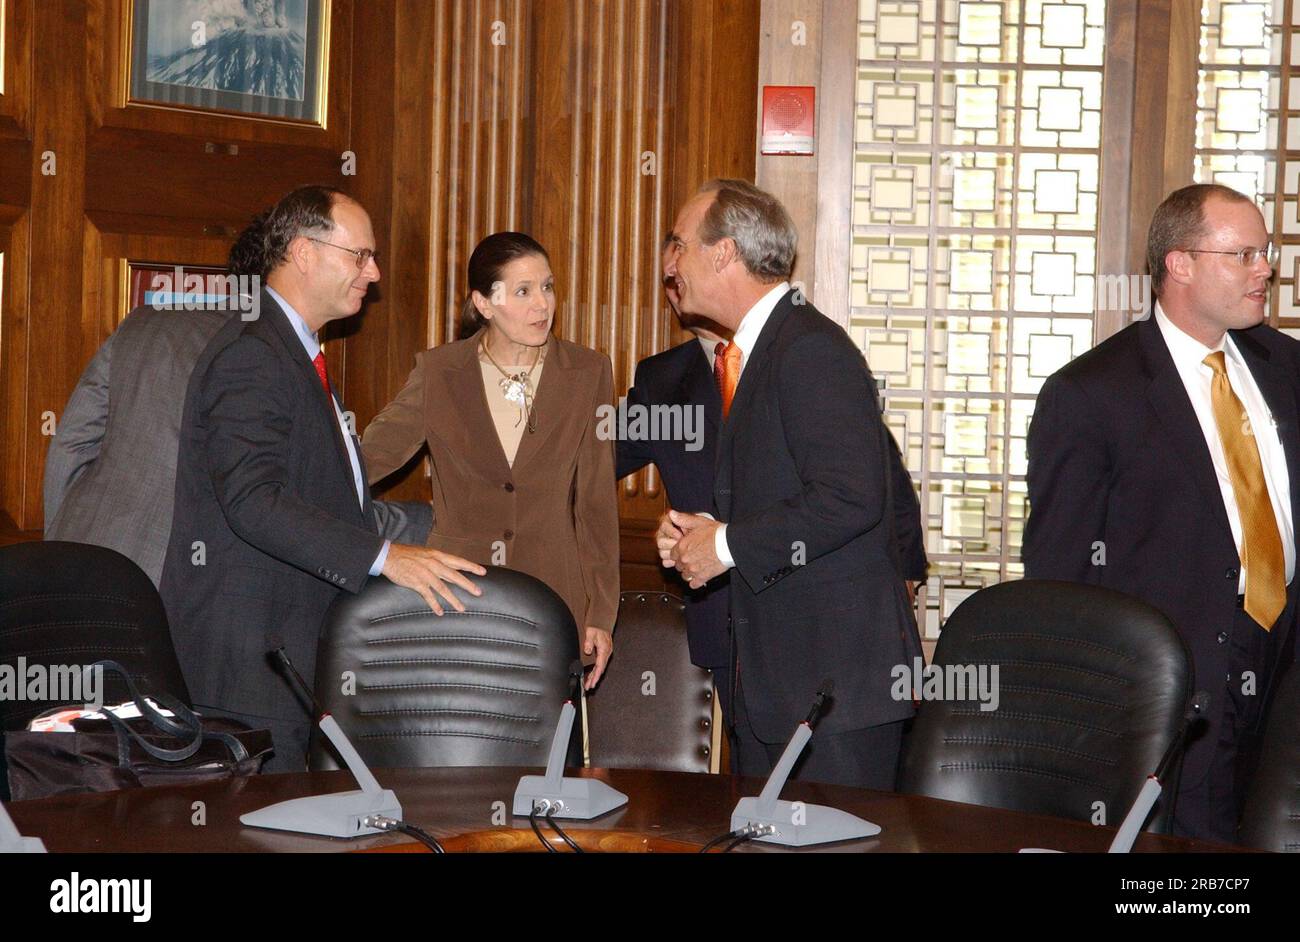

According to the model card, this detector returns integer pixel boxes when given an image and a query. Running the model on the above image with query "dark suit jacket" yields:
[1023,314,1300,787]
[618,338,927,669]
[713,289,923,741]
[45,306,431,589]
[159,290,387,722]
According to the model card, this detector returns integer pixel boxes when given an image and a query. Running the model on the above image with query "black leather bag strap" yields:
[202,729,250,763]
[88,660,204,764]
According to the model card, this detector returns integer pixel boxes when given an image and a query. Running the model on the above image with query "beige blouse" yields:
[478,356,545,467]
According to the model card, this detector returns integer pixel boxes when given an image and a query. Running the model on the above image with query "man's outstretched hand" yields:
[382,544,486,615]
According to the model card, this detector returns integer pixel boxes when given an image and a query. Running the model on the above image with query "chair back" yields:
[309,568,581,770]
[898,579,1191,833]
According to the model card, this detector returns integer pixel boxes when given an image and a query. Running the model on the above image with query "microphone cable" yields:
[722,833,757,853]
[366,816,445,853]
[698,822,775,852]
[544,808,584,853]
[528,807,559,853]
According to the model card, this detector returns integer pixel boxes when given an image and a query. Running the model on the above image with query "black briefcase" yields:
[5,660,272,801]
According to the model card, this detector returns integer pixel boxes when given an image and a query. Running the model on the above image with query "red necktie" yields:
[313,351,331,397]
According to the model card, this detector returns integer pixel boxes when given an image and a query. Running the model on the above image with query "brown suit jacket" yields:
[361,330,620,638]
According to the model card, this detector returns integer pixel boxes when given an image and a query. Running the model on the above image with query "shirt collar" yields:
[1153,300,1241,373]
[697,335,721,363]
[732,281,791,360]
[266,285,321,360]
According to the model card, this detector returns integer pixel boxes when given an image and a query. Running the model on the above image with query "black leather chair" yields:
[1238,667,1300,852]
[0,540,193,800]
[585,591,714,773]
[898,579,1192,833]
[309,567,581,771]
[0,540,192,733]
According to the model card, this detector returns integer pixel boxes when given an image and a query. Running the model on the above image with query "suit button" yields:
[1217,632,1229,644]
[339,577,347,586]
[1226,568,1239,579]
[503,482,514,492]
[504,530,514,539]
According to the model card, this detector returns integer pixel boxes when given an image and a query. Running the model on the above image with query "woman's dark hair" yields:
[457,232,552,339]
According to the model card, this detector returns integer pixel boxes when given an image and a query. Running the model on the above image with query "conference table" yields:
[7,766,1240,852]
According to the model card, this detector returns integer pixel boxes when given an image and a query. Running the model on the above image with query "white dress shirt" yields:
[266,287,389,575]
[710,281,791,568]
[1154,302,1294,591]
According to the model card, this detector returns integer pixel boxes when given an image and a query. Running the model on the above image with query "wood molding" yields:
[0,0,33,140]
[755,0,821,310]
[0,208,31,527]
[1096,0,1139,342]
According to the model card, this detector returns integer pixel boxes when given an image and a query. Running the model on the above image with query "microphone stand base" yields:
[240,788,402,839]
[513,776,628,820]
[731,797,881,847]
[0,835,46,853]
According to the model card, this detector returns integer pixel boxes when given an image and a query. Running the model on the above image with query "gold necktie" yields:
[1203,351,1286,629]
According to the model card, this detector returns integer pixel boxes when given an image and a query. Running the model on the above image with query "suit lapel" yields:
[1233,328,1300,623]
[677,342,721,438]
[714,290,795,518]
[261,291,365,524]
[717,290,793,458]
[512,336,567,473]
[447,331,515,481]
[1139,316,1235,539]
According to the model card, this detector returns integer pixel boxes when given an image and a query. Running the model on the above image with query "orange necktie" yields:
[717,341,742,418]
[1203,351,1286,630]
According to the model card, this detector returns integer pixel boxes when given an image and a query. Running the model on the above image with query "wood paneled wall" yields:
[0,0,761,579]
[343,0,760,591]
[0,0,355,538]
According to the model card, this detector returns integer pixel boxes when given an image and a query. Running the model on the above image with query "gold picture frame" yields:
[123,0,330,127]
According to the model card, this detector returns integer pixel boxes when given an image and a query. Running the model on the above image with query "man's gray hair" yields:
[697,178,797,282]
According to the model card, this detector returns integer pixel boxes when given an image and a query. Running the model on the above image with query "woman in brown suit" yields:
[361,232,618,688]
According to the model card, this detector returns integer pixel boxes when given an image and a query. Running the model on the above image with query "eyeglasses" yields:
[1182,243,1278,267]
[307,237,380,269]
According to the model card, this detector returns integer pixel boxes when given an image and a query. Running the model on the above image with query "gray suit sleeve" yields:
[44,332,114,526]
[370,499,434,544]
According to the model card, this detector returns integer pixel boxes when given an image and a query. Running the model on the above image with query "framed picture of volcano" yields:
[126,0,328,125]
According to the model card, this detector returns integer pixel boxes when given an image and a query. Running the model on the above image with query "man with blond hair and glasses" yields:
[1024,183,1300,841]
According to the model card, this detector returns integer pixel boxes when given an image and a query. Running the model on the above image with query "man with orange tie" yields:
[620,237,929,761]
[1024,183,1300,841]
[656,179,923,788]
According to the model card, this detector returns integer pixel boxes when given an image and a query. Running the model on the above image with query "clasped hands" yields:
[656,509,727,590]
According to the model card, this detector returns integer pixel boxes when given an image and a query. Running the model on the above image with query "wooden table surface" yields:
[6,766,1242,853]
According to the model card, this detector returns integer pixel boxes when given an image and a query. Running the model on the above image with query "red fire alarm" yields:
[761,85,816,155]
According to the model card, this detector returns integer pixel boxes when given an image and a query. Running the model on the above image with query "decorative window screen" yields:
[852,0,1108,641]
[1194,0,1300,335]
